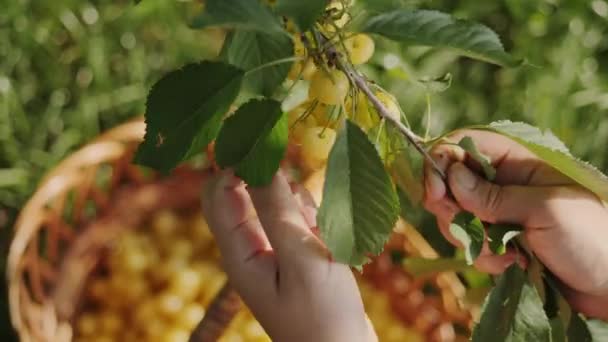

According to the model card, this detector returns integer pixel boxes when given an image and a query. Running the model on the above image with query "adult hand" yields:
[202,170,377,342]
[424,130,608,320]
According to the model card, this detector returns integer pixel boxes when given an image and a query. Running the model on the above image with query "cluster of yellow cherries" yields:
[75,211,268,342]
[75,209,424,342]
[75,209,429,342]
[286,3,402,172]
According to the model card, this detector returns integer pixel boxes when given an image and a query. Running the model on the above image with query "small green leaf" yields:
[449,212,484,265]
[222,30,294,97]
[402,257,469,278]
[486,224,522,255]
[472,265,552,341]
[214,99,287,186]
[418,73,453,93]
[275,0,327,31]
[362,10,521,67]
[191,0,284,35]
[318,121,400,268]
[478,121,608,202]
[134,61,243,173]
[568,314,593,342]
[458,136,497,181]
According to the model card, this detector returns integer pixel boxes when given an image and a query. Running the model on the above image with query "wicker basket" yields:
[8,120,475,342]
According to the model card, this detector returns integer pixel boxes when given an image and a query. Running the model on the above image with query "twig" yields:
[347,67,446,179]
[312,31,446,179]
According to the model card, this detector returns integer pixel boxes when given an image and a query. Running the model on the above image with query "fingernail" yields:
[452,164,477,191]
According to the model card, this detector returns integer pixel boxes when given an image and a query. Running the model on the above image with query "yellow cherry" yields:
[345,34,375,65]
[300,127,337,170]
[309,69,350,105]
[375,92,401,122]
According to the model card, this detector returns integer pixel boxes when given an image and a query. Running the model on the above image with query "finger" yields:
[439,130,570,186]
[202,171,276,297]
[472,236,531,274]
[290,182,318,228]
[248,172,326,265]
[425,144,465,203]
[437,217,464,248]
[474,251,518,275]
[448,162,554,227]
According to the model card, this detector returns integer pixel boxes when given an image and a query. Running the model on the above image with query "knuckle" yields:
[484,184,504,219]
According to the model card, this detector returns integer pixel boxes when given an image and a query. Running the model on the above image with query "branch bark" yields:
[313,31,446,179]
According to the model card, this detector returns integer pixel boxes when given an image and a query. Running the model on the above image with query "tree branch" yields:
[312,31,446,179]
[344,66,446,179]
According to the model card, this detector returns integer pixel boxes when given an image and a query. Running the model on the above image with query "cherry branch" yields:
[312,31,446,179]
[345,66,446,179]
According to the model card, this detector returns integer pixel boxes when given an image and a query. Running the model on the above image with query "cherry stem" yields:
[313,31,446,180]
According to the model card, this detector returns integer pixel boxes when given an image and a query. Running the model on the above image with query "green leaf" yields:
[402,257,469,278]
[586,320,608,341]
[356,0,409,13]
[390,145,424,207]
[191,0,284,35]
[486,224,522,255]
[449,212,484,265]
[362,10,521,67]
[568,314,593,342]
[214,99,287,186]
[418,73,453,93]
[222,30,294,97]
[318,120,400,267]
[275,0,327,31]
[472,265,552,342]
[550,318,566,342]
[235,115,288,187]
[458,136,497,181]
[545,274,573,332]
[134,61,243,173]
[478,121,608,202]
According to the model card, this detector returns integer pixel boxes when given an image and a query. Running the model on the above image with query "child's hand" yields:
[202,170,377,342]
[424,130,608,320]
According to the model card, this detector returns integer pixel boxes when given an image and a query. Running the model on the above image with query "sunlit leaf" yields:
[449,212,484,265]
[215,99,287,186]
[486,224,521,255]
[477,121,608,201]
[458,136,497,181]
[134,61,243,173]
[472,265,552,341]
[362,10,521,67]
[191,0,284,35]
[222,30,294,97]
[318,121,400,268]
[275,0,327,31]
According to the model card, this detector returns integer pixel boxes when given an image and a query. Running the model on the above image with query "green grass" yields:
[0,0,220,339]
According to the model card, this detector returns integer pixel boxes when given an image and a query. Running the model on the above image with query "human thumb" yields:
[447,162,548,226]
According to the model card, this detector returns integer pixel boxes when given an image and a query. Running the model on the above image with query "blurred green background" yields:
[0,0,606,339]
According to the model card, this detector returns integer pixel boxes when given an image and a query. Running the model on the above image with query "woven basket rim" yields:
[7,119,145,340]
